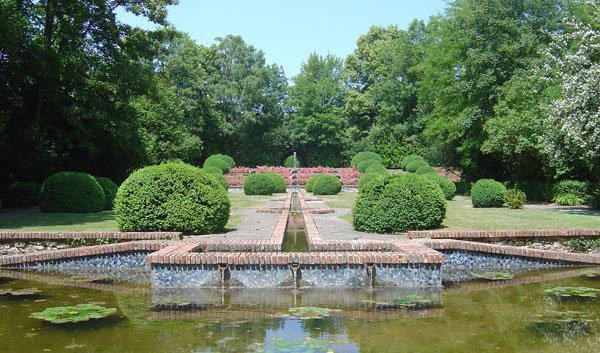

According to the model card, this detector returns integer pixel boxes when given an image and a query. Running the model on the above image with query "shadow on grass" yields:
[0,211,117,231]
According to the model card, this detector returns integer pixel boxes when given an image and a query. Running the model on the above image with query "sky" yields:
[117,0,447,78]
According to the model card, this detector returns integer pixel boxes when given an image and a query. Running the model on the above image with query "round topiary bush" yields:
[206,173,228,190]
[415,165,436,175]
[6,182,41,207]
[203,157,230,173]
[312,175,342,195]
[266,173,287,193]
[40,172,105,213]
[400,154,424,170]
[94,177,118,210]
[305,175,317,192]
[405,160,429,173]
[284,155,301,168]
[357,159,381,173]
[424,174,456,200]
[351,152,382,167]
[114,163,230,233]
[353,174,446,233]
[471,179,507,208]
[202,166,223,175]
[358,173,385,192]
[243,173,276,195]
[364,164,387,175]
[217,154,236,168]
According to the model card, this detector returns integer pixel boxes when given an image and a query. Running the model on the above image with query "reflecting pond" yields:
[1,267,600,352]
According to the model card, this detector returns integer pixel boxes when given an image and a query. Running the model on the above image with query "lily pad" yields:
[363,295,432,310]
[472,272,514,281]
[545,287,600,301]
[248,337,349,353]
[68,275,114,284]
[282,306,342,320]
[30,304,117,324]
[0,288,42,297]
[530,311,595,336]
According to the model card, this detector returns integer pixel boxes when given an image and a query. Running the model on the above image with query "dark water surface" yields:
[1,268,600,352]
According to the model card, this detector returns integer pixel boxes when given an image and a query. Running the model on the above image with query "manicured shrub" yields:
[364,164,387,175]
[357,159,381,172]
[358,173,385,192]
[284,155,301,168]
[405,160,429,173]
[353,174,446,233]
[415,165,436,175]
[6,182,41,207]
[218,154,236,168]
[266,173,287,193]
[305,175,318,192]
[312,175,342,195]
[471,179,507,208]
[505,180,553,202]
[552,180,587,199]
[553,193,583,206]
[94,177,118,210]
[243,173,276,195]
[203,157,230,173]
[207,173,228,190]
[202,166,223,175]
[505,188,526,209]
[114,163,229,233]
[351,152,382,167]
[400,154,425,170]
[424,174,456,200]
[40,172,105,213]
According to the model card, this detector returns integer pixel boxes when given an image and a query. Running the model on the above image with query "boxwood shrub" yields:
[203,166,223,175]
[405,160,429,173]
[95,177,118,210]
[364,164,387,175]
[284,155,302,168]
[305,174,330,193]
[471,179,507,208]
[312,175,342,195]
[266,173,287,193]
[358,173,384,192]
[243,173,276,195]
[415,165,436,175]
[351,152,382,167]
[114,163,229,233]
[203,154,234,173]
[400,154,424,170]
[207,173,228,190]
[424,174,456,200]
[40,172,105,213]
[357,159,381,172]
[6,182,41,207]
[353,174,446,233]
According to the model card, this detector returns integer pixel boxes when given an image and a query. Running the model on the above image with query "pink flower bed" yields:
[337,167,362,185]
[224,166,363,187]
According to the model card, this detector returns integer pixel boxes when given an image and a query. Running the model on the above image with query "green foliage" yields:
[206,173,228,191]
[553,194,583,206]
[415,165,436,175]
[311,175,342,195]
[553,180,587,199]
[94,177,118,210]
[203,156,230,173]
[243,173,277,195]
[30,304,117,324]
[353,173,446,233]
[471,179,507,208]
[305,175,317,193]
[504,189,526,209]
[566,237,600,252]
[284,155,301,168]
[454,181,471,195]
[545,287,600,300]
[358,173,385,192]
[351,152,383,167]
[400,154,425,170]
[6,182,41,207]
[40,172,105,213]
[506,180,553,202]
[266,173,287,193]
[530,311,594,337]
[473,272,514,281]
[0,288,42,297]
[96,238,118,245]
[114,163,230,233]
[590,184,600,210]
[424,174,456,200]
[405,160,429,173]
[357,159,381,172]
[69,237,86,246]
[364,164,387,175]
[202,166,223,175]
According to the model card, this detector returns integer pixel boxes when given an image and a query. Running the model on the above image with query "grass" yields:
[225,214,245,229]
[228,192,279,210]
[319,192,357,209]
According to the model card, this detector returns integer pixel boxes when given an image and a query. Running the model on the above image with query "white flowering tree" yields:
[543,2,600,177]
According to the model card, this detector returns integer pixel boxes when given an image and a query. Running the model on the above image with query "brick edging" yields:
[0,231,182,241]
[408,229,600,239]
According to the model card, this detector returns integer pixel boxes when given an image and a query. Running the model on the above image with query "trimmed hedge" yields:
[424,173,456,200]
[266,173,287,193]
[405,160,429,173]
[6,182,41,207]
[364,164,387,175]
[243,173,276,195]
[203,157,230,173]
[203,166,223,175]
[358,173,384,192]
[114,163,229,233]
[415,165,436,175]
[552,180,587,199]
[471,179,507,208]
[284,155,301,168]
[353,174,446,233]
[312,175,342,195]
[95,177,118,210]
[351,152,382,167]
[357,159,381,173]
[40,172,105,213]
[400,154,424,170]
[305,174,329,193]
[207,173,228,190]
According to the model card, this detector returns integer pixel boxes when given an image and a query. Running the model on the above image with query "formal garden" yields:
[3,0,600,352]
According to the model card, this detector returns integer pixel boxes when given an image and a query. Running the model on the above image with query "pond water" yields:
[1,268,600,353]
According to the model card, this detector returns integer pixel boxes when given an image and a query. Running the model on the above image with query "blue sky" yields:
[117,0,447,78]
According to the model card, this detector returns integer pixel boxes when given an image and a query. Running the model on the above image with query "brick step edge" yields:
[408,229,600,239]
[0,231,182,241]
